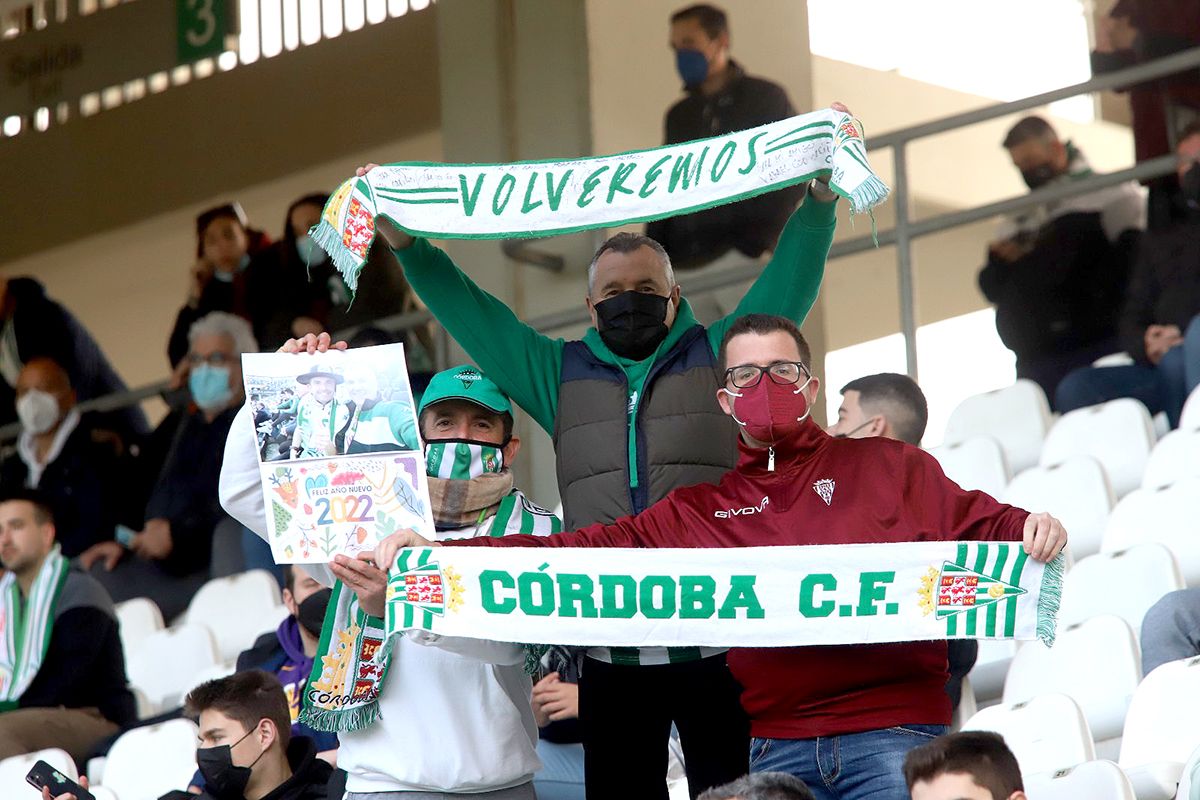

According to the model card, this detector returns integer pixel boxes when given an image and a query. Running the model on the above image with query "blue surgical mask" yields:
[675,48,709,87]
[189,363,234,412]
[295,234,328,267]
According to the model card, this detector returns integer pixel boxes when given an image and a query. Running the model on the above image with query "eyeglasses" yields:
[188,352,231,367]
[725,361,810,389]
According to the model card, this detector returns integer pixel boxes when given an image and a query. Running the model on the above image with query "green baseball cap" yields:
[418,364,512,416]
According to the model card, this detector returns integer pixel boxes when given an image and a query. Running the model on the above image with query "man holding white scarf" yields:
[377,314,1067,800]
[0,489,135,762]
[221,344,561,800]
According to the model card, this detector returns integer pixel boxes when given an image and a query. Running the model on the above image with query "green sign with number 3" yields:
[176,0,228,64]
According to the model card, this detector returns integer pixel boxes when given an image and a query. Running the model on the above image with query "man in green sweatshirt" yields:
[358,132,840,798]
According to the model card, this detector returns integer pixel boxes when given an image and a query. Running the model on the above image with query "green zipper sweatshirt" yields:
[394,189,838,488]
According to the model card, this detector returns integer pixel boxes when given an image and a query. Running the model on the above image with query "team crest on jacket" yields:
[813,479,835,506]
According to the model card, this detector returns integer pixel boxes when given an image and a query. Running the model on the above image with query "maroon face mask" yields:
[724,376,813,444]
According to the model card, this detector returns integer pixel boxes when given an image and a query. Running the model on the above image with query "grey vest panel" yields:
[56,570,116,620]
[553,329,738,531]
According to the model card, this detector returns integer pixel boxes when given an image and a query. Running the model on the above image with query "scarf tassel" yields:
[310,218,368,297]
[1035,552,1066,648]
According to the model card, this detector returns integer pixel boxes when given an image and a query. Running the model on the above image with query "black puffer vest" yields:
[553,324,738,530]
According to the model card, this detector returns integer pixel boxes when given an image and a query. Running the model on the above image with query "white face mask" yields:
[16,389,60,435]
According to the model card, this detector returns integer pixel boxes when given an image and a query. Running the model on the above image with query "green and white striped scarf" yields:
[310,108,888,294]
[300,488,561,733]
[381,541,1065,651]
[0,546,68,708]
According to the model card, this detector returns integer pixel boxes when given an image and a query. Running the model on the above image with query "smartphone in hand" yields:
[25,760,94,800]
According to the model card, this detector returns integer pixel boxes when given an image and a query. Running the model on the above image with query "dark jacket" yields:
[237,619,339,753]
[19,570,136,727]
[0,278,147,437]
[979,211,1136,360]
[143,406,238,575]
[243,242,336,353]
[1119,218,1200,362]
[646,61,804,268]
[196,737,333,800]
[0,414,132,558]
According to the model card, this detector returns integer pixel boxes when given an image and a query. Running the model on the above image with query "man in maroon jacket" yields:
[374,313,1066,800]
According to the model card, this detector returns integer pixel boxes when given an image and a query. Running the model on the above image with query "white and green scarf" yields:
[384,541,1064,650]
[300,487,561,732]
[0,546,69,709]
[310,108,888,293]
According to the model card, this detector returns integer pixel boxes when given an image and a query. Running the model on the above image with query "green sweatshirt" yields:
[395,190,838,487]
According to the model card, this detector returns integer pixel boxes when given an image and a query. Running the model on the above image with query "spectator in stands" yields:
[826,373,928,445]
[0,358,134,558]
[83,312,255,620]
[222,345,563,800]
[376,314,1067,800]
[645,4,804,269]
[167,203,271,368]
[355,102,845,796]
[186,670,333,800]
[1092,0,1200,229]
[0,276,147,439]
[0,489,135,763]
[903,731,1026,800]
[1055,123,1200,425]
[978,116,1146,406]
[825,373,975,712]
[236,566,337,757]
[1140,588,1200,676]
[244,193,339,352]
[700,773,816,800]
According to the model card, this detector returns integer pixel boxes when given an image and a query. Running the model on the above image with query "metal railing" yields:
[3,45,1199,441]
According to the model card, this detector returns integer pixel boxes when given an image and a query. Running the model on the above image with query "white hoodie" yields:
[219,406,542,794]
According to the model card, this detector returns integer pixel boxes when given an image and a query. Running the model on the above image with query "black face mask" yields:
[1021,163,1058,191]
[297,588,332,638]
[1180,163,1200,209]
[594,291,670,361]
[196,727,266,800]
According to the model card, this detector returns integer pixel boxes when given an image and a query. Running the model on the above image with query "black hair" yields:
[671,4,729,39]
[840,372,928,445]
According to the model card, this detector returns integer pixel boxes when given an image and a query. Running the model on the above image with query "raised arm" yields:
[706,186,837,351]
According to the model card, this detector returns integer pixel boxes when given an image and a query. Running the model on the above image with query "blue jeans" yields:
[750,724,948,800]
[534,739,586,800]
[1056,314,1200,428]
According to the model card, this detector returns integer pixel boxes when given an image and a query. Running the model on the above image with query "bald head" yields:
[16,358,75,413]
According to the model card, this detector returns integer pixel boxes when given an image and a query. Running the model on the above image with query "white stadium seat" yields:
[929,435,1011,497]
[967,639,1019,705]
[1174,743,1200,800]
[114,597,165,659]
[127,623,219,714]
[1141,429,1200,490]
[1059,544,1185,631]
[962,693,1095,776]
[1039,398,1155,498]
[1004,615,1141,746]
[1120,656,1200,800]
[1003,456,1114,560]
[1102,478,1200,587]
[0,748,77,798]
[103,718,199,800]
[183,569,287,664]
[1180,385,1200,432]
[943,380,1051,474]
[1024,760,1136,800]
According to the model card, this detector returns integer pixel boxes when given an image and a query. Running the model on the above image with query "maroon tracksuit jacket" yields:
[454,422,1031,738]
